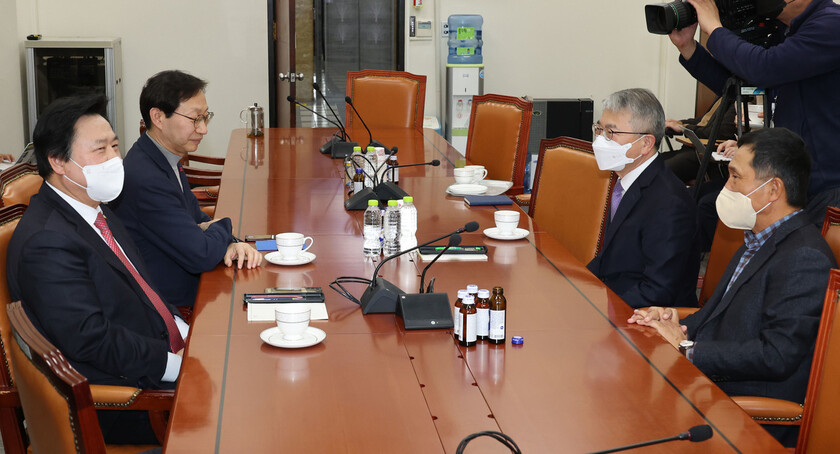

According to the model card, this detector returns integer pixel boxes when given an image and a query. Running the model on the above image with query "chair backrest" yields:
[0,164,42,208]
[464,94,533,195]
[698,220,743,306]
[820,207,840,266]
[7,301,106,454]
[0,205,27,388]
[529,137,615,264]
[797,269,840,453]
[345,70,426,130]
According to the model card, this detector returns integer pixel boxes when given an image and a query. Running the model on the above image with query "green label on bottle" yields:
[456,26,475,40]
[456,47,475,56]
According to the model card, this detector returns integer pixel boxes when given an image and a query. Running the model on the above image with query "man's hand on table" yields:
[628,306,688,349]
[225,242,264,269]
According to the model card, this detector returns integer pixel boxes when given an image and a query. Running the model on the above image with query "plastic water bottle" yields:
[383,200,401,256]
[363,200,382,258]
[364,146,376,188]
[400,196,417,251]
[447,15,483,65]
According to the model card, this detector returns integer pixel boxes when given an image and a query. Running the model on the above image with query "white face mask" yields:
[64,156,125,203]
[715,178,773,230]
[592,134,645,172]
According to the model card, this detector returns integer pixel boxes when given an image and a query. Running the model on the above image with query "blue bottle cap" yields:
[511,336,524,345]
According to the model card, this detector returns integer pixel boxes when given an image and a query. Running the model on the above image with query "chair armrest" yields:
[91,386,173,412]
[514,194,531,207]
[187,154,226,166]
[186,175,222,187]
[731,396,803,426]
[181,165,223,177]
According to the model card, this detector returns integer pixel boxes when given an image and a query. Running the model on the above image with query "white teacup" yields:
[494,210,520,236]
[275,232,314,261]
[464,165,488,183]
[275,304,311,341]
[454,168,475,185]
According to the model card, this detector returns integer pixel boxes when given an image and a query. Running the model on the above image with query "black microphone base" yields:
[374,182,409,201]
[345,188,378,210]
[319,136,341,154]
[360,277,405,314]
[398,293,454,330]
[330,141,357,159]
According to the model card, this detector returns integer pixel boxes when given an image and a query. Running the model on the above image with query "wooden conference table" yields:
[162,128,785,453]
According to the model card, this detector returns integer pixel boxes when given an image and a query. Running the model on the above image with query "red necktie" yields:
[94,213,186,353]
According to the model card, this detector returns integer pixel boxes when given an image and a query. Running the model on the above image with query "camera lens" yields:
[645,1,698,34]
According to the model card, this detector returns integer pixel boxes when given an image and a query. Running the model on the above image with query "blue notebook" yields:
[464,195,513,207]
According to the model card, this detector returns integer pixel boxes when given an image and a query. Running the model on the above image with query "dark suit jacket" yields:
[587,156,699,308]
[682,212,835,402]
[112,133,232,307]
[6,184,180,388]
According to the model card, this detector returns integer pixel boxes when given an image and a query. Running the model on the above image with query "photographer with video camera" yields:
[667,0,840,229]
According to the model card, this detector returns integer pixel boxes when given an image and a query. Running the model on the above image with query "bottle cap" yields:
[390,155,397,161]
[462,295,475,304]
[477,289,490,298]
[356,168,363,173]
[466,284,479,293]
[457,289,468,298]
[511,336,524,345]
[368,199,378,206]
[367,146,375,152]
[353,146,362,152]
[388,200,399,206]
[403,196,413,203]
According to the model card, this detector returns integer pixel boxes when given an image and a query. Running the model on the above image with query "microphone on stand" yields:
[359,222,478,316]
[344,96,388,150]
[419,234,462,293]
[588,425,713,454]
[287,95,346,135]
[344,159,443,210]
[310,83,357,158]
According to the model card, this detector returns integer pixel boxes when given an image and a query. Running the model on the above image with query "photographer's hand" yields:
[669,23,699,60]
[687,0,724,35]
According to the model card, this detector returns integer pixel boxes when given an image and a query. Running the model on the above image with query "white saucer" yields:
[478,180,514,196]
[265,251,316,266]
[446,183,487,196]
[260,326,326,348]
[483,227,529,241]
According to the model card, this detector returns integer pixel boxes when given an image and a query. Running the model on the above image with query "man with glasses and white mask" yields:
[628,127,835,447]
[7,95,187,444]
[113,70,262,308]
[586,88,699,309]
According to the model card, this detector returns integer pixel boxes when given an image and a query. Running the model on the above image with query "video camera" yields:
[644,0,785,45]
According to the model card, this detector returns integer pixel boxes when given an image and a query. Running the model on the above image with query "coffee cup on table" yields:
[275,304,311,341]
[494,210,520,236]
[275,232,314,261]
[453,168,475,185]
[464,165,488,183]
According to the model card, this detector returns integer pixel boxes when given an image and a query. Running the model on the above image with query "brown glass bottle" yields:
[352,168,365,195]
[387,155,399,183]
[453,289,467,340]
[488,286,506,344]
[476,288,491,341]
[459,296,477,347]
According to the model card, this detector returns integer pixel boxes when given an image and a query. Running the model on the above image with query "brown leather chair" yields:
[0,164,42,207]
[698,221,743,306]
[0,205,172,452]
[820,206,840,265]
[0,205,27,453]
[732,268,840,453]
[528,137,615,265]
[7,301,160,454]
[464,94,533,195]
[344,70,427,131]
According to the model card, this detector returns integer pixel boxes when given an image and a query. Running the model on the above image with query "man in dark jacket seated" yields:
[629,127,836,447]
